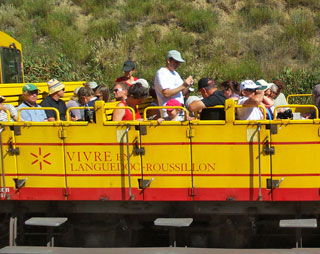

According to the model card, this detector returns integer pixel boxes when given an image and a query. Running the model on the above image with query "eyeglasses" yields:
[113,88,123,93]
[28,91,39,95]
[244,89,256,92]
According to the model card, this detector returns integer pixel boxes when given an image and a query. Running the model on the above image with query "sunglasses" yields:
[28,90,39,95]
[244,89,256,92]
[113,88,123,93]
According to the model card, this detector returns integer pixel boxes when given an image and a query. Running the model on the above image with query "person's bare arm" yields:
[243,91,264,107]
[162,76,193,98]
[189,100,206,112]
[262,96,274,107]
[47,117,55,121]
[112,102,125,121]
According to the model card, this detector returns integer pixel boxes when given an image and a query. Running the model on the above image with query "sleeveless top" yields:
[121,100,141,120]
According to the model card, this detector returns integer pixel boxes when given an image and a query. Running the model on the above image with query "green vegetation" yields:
[1,0,320,94]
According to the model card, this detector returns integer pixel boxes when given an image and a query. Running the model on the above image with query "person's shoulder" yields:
[237,97,248,104]
[59,99,66,105]
[4,103,14,109]
[116,101,125,107]
[212,90,224,97]
[115,77,124,83]
[41,96,50,104]
[156,67,168,74]
[17,102,26,109]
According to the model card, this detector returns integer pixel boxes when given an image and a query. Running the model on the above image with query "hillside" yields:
[1,0,320,94]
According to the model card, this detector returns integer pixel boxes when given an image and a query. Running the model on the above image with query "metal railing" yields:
[274,105,318,119]
[143,106,188,121]
[17,107,60,121]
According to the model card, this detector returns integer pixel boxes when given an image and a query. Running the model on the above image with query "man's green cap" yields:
[23,83,38,92]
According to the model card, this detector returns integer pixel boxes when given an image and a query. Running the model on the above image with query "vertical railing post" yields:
[257,123,262,201]
[0,128,7,199]
[125,125,134,200]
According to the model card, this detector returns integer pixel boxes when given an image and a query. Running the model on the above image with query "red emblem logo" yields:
[30,147,51,170]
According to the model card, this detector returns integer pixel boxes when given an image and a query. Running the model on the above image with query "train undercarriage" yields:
[1,201,320,249]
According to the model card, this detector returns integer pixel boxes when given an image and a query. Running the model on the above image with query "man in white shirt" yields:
[237,80,267,120]
[154,50,193,117]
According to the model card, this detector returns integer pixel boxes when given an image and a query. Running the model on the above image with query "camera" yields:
[277,109,293,119]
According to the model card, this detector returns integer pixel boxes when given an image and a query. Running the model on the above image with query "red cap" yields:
[166,99,181,111]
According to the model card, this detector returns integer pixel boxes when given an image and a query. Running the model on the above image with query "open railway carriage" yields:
[0,99,320,248]
[1,30,320,249]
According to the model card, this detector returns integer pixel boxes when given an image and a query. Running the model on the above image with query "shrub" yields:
[21,0,53,19]
[123,0,157,23]
[177,7,218,33]
[87,18,121,40]
[239,6,275,29]
[282,9,315,41]
[277,68,320,96]
[285,0,320,9]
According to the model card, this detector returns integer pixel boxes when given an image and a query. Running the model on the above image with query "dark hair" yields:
[128,83,149,99]
[149,86,157,99]
[96,86,110,102]
[220,80,240,94]
[272,80,286,93]
[78,86,94,97]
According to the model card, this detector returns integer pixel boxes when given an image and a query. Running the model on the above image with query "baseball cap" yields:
[256,79,272,91]
[197,78,215,91]
[88,81,98,90]
[165,99,182,111]
[23,83,39,93]
[122,60,136,72]
[132,78,149,89]
[240,80,267,91]
[166,50,185,63]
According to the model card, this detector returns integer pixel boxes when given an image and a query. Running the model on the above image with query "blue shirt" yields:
[17,102,47,122]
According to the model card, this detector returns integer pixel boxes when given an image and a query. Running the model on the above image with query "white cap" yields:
[133,78,149,89]
[185,95,203,109]
[88,81,98,90]
[256,79,272,91]
[240,80,266,91]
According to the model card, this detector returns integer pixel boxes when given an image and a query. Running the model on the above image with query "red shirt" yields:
[121,100,141,120]
[115,76,138,87]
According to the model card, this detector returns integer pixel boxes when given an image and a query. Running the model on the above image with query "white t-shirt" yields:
[154,67,184,116]
[0,104,17,121]
[237,97,263,120]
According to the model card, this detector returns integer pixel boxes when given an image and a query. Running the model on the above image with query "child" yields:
[157,99,185,124]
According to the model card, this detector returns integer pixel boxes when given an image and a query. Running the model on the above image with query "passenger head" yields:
[122,60,135,78]
[166,50,185,71]
[95,86,110,103]
[313,84,320,106]
[132,78,149,89]
[77,86,94,105]
[220,80,239,99]
[240,80,266,98]
[272,79,286,97]
[128,83,149,101]
[257,79,272,96]
[47,79,65,98]
[22,83,39,105]
[269,83,279,99]
[165,99,182,119]
[113,82,129,101]
[86,81,98,92]
[197,78,216,99]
